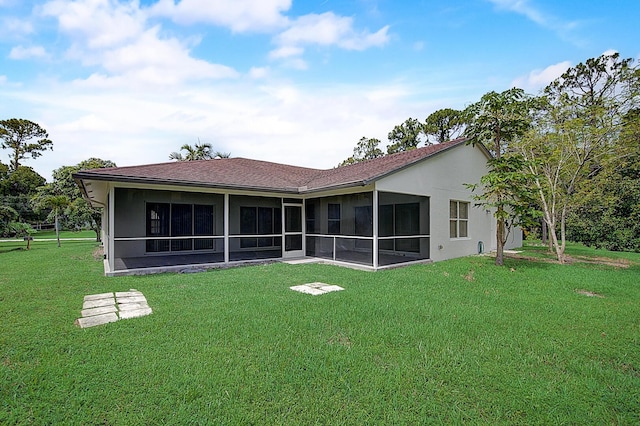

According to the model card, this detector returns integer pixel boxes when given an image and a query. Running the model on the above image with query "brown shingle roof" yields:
[74,138,470,194]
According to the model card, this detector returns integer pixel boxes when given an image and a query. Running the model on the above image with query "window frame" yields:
[145,202,217,253]
[449,200,469,239]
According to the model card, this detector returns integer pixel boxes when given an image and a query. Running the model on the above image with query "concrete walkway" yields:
[75,289,152,328]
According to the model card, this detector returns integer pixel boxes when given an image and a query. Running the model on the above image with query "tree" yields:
[565,108,640,252]
[169,141,230,161]
[33,195,69,247]
[0,166,46,196]
[516,53,639,262]
[386,118,426,154]
[0,205,18,237]
[35,158,116,241]
[466,156,540,257]
[0,164,47,226]
[424,108,466,143]
[0,161,8,181]
[0,119,53,171]
[339,137,384,166]
[464,88,537,265]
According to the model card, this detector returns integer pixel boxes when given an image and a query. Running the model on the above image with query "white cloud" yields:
[3,75,428,180]
[273,12,389,57]
[248,67,269,79]
[488,0,546,26]
[9,45,47,60]
[100,26,238,81]
[149,0,291,32]
[0,17,34,36]
[512,60,572,92]
[486,0,580,42]
[268,45,304,60]
[0,75,6,85]
[39,0,237,87]
[40,0,146,49]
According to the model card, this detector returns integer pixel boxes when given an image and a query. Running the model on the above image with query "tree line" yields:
[341,52,640,263]
[0,118,230,244]
[0,118,117,244]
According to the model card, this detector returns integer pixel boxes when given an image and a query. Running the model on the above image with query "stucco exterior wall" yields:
[375,143,521,261]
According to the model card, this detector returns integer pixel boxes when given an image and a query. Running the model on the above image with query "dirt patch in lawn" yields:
[93,246,104,260]
[575,289,605,298]
[505,252,632,269]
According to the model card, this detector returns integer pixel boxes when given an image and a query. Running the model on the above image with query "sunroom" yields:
[107,186,430,274]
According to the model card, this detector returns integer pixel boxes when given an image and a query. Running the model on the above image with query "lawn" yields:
[1,240,639,424]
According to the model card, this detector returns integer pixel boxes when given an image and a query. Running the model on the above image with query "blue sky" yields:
[1,0,638,180]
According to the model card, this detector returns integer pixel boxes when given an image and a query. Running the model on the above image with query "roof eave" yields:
[73,172,301,195]
[299,180,369,194]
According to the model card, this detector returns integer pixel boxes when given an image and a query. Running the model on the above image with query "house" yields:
[73,138,522,276]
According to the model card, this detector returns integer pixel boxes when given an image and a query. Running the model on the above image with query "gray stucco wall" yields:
[376,143,522,261]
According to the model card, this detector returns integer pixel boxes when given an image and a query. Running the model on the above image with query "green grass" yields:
[1,241,639,424]
[1,229,96,241]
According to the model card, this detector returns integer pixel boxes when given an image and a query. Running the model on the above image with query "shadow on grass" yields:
[0,245,28,254]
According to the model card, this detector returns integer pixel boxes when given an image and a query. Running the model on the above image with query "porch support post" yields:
[107,186,115,273]
[224,193,229,263]
[301,199,306,256]
[373,189,378,269]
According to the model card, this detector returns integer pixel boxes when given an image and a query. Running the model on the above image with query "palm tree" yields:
[169,142,228,161]
[42,195,69,247]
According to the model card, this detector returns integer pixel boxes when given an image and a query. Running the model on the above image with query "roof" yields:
[74,138,474,195]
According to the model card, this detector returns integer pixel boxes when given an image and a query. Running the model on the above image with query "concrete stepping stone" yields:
[75,312,118,328]
[83,297,115,309]
[116,295,147,304]
[76,288,152,328]
[117,302,149,311]
[290,282,344,296]
[119,307,153,319]
[81,305,118,317]
[84,292,116,301]
[115,291,143,298]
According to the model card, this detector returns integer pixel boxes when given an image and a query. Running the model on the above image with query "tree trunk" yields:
[55,213,61,248]
[495,213,505,266]
[541,219,547,244]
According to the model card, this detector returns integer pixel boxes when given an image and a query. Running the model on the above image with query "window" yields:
[194,205,215,250]
[450,200,469,238]
[306,203,316,233]
[146,202,216,252]
[328,203,341,234]
[240,206,282,248]
[146,203,170,252]
[354,206,372,237]
[147,203,169,236]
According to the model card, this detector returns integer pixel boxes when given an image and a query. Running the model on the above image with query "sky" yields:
[1,0,639,181]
